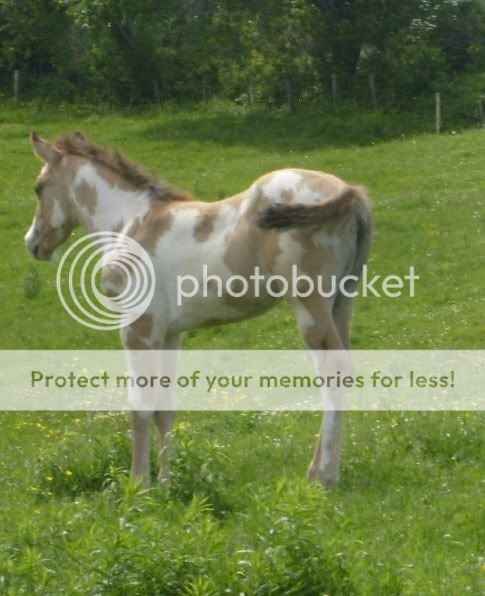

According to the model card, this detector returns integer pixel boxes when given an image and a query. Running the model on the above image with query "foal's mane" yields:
[55,133,191,202]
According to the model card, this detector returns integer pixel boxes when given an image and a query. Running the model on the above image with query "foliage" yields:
[0,409,482,593]
[1,0,485,107]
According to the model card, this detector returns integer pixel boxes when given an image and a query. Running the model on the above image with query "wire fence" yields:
[2,68,485,134]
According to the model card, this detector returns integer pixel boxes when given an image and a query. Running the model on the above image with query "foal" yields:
[25,132,372,487]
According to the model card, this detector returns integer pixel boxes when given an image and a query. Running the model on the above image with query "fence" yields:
[3,69,485,134]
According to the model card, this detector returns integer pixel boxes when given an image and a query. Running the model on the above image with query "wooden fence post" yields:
[331,73,337,106]
[151,80,161,105]
[13,70,20,101]
[435,92,441,134]
[285,76,295,113]
[369,73,377,110]
[247,85,253,106]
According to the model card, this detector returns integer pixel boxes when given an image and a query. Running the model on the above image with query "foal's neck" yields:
[72,162,151,233]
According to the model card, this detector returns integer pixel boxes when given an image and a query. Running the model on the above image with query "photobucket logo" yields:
[56,232,155,330]
[177,265,419,306]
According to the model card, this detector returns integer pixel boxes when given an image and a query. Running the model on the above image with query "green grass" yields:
[0,105,484,594]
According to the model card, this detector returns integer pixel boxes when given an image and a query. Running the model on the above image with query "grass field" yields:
[0,104,483,594]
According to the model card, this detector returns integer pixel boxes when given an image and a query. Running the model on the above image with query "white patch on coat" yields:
[37,163,49,182]
[312,229,340,251]
[273,233,305,276]
[293,301,316,335]
[73,163,150,232]
[51,200,66,227]
[167,207,200,238]
[24,222,37,247]
[296,186,323,205]
[217,204,241,237]
[262,170,303,202]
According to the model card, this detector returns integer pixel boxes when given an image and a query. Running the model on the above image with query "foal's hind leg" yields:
[332,293,353,351]
[293,296,348,487]
[311,294,354,486]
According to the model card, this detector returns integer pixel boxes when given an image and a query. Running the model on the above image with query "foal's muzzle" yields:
[25,225,51,260]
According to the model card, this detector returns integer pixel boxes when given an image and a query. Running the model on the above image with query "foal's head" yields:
[25,132,80,259]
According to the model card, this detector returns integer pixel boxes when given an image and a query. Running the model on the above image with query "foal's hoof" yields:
[307,466,339,488]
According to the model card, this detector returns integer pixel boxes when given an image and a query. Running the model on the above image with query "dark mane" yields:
[55,133,191,202]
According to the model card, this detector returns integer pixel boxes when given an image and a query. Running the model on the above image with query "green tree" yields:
[0,0,72,95]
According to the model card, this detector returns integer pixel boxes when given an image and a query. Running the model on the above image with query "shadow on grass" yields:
[137,108,432,152]
[2,97,480,154]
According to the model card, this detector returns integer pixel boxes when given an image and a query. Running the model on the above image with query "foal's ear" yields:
[30,131,61,163]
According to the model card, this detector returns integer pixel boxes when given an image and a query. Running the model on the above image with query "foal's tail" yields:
[257,185,373,276]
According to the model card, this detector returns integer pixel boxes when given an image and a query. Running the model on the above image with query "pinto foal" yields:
[25,132,372,487]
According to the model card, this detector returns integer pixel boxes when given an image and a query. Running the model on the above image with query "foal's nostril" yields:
[32,244,40,258]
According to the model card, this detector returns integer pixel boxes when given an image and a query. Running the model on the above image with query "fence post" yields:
[285,75,295,113]
[201,74,207,103]
[331,73,337,106]
[151,80,161,105]
[369,74,377,110]
[479,96,484,126]
[435,92,441,134]
[13,70,20,101]
[247,85,253,106]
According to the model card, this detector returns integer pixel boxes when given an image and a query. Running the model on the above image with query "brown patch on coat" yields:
[93,162,134,193]
[127,206,174,254]
[219,188,282,313]
[31,162,79,257]
[259,229,283,274]
[102,263,127,298]
[279,188,294,203]
[76,180,98,215]
[131,313,154,339]
[193,204,219,242]
[34,158,79,225]
[290,227,341,298]
[33,219,74,258]
[223,189,267,276]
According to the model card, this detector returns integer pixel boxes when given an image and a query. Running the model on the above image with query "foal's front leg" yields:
[154,334,181,483]
[130,410,153,484]
[121,315,163,485]
[154,410,175,483]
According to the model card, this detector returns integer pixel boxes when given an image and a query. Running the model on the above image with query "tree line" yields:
[1,0,485,108]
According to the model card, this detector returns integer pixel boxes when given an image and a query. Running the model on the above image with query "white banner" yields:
[0,350,483,411]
